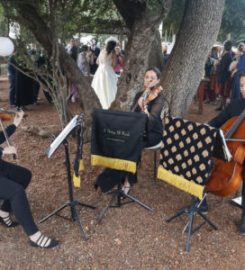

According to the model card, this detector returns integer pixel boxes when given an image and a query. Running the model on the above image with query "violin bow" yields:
[0,119,17,160]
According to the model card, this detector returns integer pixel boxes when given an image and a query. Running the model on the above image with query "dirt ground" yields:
[0,76,245,270]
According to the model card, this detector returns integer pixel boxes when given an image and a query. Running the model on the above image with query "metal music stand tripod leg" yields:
[166,195,218,252]
[39,140,95,240]
[97,183,153,224]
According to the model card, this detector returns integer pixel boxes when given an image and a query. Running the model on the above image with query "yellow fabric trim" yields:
[79,160,84,172]
[73,173,81,188]
[91,155,136,173]
[157,165,204,200]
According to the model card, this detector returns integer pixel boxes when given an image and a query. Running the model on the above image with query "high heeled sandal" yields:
[0,215,18,228]
[29,234,59,248]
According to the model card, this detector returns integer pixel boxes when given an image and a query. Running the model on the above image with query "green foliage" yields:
[0,4,9,36]
[162,0,245,43]
[0,0,124,44]
[46,0,123,41]
[162,0,185,38]
[218,0,245,42]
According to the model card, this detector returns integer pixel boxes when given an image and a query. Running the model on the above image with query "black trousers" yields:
[95,135,162,193]
[0,160,38,236]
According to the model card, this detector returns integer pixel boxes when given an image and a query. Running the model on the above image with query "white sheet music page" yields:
[47,115,79,158]
[231,196,242,207]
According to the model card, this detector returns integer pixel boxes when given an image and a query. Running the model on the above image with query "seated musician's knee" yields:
[8,181,25,200]
[20,167,32,188]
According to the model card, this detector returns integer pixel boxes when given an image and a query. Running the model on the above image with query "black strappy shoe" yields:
[0,215,18,228]
[29,233,59,248]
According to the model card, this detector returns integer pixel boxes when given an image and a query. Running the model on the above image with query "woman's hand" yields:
[146,79,160,90]
[147,91,158,102]
[13,110,24,127]
[138,97,144,111]
[2,146,17,156]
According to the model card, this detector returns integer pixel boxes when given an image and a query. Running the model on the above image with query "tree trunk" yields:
[9,2,101,139]
[148,31,164,71]
[161,0,225,116]
[112,0,172,111]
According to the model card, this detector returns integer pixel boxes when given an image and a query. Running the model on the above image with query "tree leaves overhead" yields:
[218,0,245,42]
[162,0,245,42]
[0,3,8,35]
[0,0,126,41]
[162,0,185,37]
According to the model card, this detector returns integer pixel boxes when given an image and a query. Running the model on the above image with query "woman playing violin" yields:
[0,111,58,248]
[95,67,169,194]
[122,68,168,192]
[132,67,169,146]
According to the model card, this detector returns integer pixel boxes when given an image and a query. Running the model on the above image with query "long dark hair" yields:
[240,71,245,79]
[106,40,117,55]
[145,67,161,79]
[224,40,232,51]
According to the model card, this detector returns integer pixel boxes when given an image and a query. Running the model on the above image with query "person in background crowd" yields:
[230,43,245,100]
[8,49,36,110]
[208,46,221,103]
[7,51,17,108]
[77,45,90,76]
[67,38,80,102]
[162,44,169,69]
[216,40,233,110]
[67,38,79,62]
[28,49,40,104]
[91,37,118,109]
[114,46,124,76]
[90,39,100,75]
[204,46,220,103]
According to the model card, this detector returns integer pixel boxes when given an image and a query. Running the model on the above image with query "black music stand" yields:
[91,109,153,223]
[39,114,95,240]
[166,194,218,252]
[97,183,153,224]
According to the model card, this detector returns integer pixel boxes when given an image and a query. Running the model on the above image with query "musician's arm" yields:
[131,92,143,111]
[147,95,165,131]
[208,105,232,128]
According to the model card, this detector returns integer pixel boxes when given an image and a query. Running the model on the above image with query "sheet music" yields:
[231,196,242,207]
[47,115,79,158]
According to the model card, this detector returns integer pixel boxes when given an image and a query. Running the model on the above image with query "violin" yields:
[144,83,163,103]
[206,110,245,197]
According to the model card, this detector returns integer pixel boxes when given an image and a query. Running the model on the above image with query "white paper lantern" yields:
[0,37,15,57]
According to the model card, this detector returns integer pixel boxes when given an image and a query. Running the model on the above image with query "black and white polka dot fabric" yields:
[160,116,220,185]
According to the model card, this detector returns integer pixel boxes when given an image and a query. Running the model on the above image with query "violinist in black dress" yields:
[95,67,169,193]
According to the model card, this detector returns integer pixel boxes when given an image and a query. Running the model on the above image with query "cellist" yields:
[202,72,245,235]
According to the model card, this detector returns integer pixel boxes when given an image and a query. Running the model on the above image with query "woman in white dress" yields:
[91,38,118,109]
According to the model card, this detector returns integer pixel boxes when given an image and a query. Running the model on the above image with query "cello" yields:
[206,109,245,197]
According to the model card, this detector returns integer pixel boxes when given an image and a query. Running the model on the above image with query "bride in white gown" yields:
[91,38,118,109]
